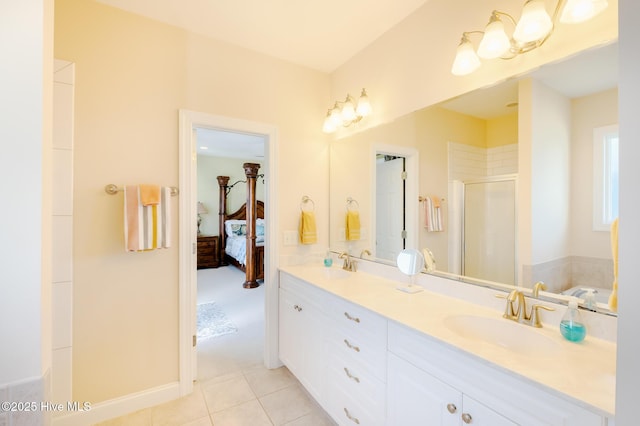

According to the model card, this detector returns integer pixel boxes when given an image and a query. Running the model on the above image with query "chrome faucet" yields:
[360,249,371,259]
[497,289,555,328]
[338,252,358,272]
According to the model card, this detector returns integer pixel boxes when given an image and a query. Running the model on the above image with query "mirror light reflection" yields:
[329,41,619,316]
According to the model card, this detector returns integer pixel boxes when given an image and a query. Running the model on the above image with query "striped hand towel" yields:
[124,185,172,251]
[424,195,443,232]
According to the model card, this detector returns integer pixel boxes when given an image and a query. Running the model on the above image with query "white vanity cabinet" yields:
[324,295,388,425]
[278,273,327,405]
[388,352,515,425]
[387,322,607,426]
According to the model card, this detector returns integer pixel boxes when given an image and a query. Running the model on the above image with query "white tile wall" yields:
[52,281,72,349]
[52,216,73,283]
[52,60,74,411]
[449,142,518,181]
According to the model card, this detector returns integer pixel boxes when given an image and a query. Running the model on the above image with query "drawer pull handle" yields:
[343,339,360,352]
[446,403,457,414]
[293,304,302,312]
[344,312,361,323]
[462,413,473,424]
[343,408,360,424]
[343,367,360,383]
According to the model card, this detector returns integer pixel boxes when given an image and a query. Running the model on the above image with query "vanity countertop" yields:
[279,263,616,417]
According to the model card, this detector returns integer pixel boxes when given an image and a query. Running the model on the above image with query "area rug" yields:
[197,302,238,339]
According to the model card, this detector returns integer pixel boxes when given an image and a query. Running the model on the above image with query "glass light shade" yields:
[356,89,372,117]
[477,18,511,59]
[451,38,481,76]
[329,103,342,126]
[560,0,608,23]
[323,109,337,133]
[323,116,336,133]
[341,96,357,122]
[513,0,553,43]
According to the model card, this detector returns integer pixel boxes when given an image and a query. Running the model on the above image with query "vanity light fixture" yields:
[323,88,372,133]
[451,0,608,76]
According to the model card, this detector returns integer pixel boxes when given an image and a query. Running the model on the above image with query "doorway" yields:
[178,110,279,396]
[194,128,267,380]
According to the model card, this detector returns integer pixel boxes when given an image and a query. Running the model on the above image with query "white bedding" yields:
[224,218,265,265]
[225,236,264,265]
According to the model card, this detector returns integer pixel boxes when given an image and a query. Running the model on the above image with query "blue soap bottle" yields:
[323,250,333,267]
[559,299,586,342]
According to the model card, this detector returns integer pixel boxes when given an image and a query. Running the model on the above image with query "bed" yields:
[217,163,264,288]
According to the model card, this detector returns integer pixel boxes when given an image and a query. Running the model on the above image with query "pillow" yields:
[257,223,265,236]
[232,224,247,236]
[225,220,246,237]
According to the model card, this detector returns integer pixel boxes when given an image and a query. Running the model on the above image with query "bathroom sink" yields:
[319,267,351,280]
[443,314,561,357]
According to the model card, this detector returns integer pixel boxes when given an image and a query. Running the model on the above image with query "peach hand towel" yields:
[299,210,317,244]
[346,210,361,241]
[140,184,161,206]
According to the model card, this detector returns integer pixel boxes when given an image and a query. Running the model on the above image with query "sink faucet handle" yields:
[496,290,519,319]
[529,304,555,328]
[533,281,547,298]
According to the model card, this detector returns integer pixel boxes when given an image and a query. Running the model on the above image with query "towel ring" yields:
[301,195,315,212]
[346,197,359,212]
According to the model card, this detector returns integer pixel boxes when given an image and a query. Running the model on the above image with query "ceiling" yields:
[94,0,429,73]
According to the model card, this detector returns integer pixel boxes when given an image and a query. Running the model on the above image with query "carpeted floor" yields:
[197,301,238,339]
[196,265,265,381]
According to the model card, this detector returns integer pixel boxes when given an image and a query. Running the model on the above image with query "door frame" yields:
[178,109,279,395]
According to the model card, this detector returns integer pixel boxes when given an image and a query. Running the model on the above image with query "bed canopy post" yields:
[243,162,261,289]
[217,175,230,267]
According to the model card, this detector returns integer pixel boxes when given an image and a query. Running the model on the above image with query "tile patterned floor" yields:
[96,266,336,426]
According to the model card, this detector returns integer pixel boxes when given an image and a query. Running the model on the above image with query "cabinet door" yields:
[461,396,517,426]
[278,288,325,403]
[387,353,461,426]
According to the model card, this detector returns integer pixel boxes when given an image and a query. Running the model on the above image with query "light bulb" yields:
[560,0,608,23]
[341,95,357,122]
[329,103,342,126]
[478,15,511,59]
[356,89,372,117]
[451,36,481,76]
[323,110,336,133]
[513,0,553,43]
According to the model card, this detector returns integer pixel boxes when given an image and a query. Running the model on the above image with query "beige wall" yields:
[487,114,518,148]
[197,156,265,237]
[570,88,619,259]
[519,79,572,268]
[55,0,329,403]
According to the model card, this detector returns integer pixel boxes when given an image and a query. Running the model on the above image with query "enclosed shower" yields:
[449,175,517,285]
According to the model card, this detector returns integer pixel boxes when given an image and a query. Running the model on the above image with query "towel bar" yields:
[105,184,179,196]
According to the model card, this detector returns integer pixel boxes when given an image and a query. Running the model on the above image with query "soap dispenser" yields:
[559,298,586,342]
[323,249,333,267]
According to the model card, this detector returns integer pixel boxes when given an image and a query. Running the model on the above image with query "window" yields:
[593,124,619,231]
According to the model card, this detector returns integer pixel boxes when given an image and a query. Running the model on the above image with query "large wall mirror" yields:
[329,41,619,316]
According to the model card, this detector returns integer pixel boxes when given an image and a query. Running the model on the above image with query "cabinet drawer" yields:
[328,351,386,409]
[326,376,385,426]
[325,296,387,348]
[327,324,387,382]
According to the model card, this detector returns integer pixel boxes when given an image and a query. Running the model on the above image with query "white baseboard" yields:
[52,382,181,426]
